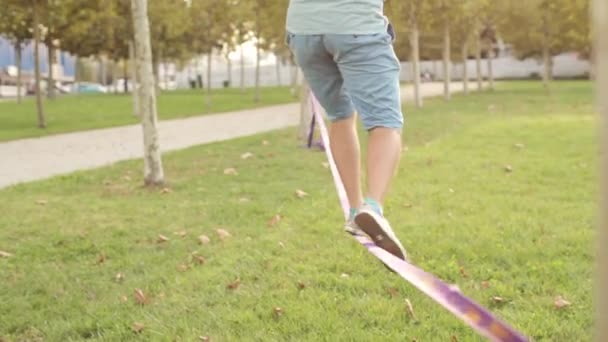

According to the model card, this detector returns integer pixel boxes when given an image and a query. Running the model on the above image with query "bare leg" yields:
[329,114,363,210]
[366,127,402,205]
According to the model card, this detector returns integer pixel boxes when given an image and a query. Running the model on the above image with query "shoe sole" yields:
[355,212,406,261]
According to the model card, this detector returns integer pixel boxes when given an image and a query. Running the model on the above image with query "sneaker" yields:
[354,203,407,261]
[344,218,364,236]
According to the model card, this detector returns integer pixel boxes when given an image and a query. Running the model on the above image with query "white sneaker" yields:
[354,203,407,260]
[344,218,364,236]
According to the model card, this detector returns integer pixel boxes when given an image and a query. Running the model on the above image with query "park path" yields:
[0,82,468,189]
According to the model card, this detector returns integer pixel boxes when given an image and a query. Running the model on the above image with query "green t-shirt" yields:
[286,0,387,35]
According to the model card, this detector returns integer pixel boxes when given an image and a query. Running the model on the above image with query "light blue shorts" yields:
[286,30,403,130]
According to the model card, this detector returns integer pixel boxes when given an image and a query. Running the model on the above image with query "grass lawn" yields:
[0,86,294,142]
[0,81,596,341]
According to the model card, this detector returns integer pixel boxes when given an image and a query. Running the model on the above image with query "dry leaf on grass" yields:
[198,235,211,245]
[192,255,206,265]
[405,299,416,320]
[295,189,309,198]
[241,152,254,160]
[321,162,329,169]
[238,197,250,203]
[278,241,285,248]
[554,295,571,309]
[36,199,48,205]
[459,266,468,278]
[123,175,132,181]
[0,250,13,258]
[492,296,506,304]
[157,234,169,243]
[340,273,350,278]
[134,289,147,305]
[514,143,525,149]
[160,187,172,194]
[223,168,238,176]
[216,229,231,240]
[268,214,282,227]
[298,281,306,290]
[173,230,187,238]
[227,278,241,290]
[199,336,211,342]
[120,295,128,303]
[131,322,145,333]
[387,287,399,298]
[450,336,459,342]
[262,140,270,146]
[177,264,190,272]
[273,307,283,319]
[97,253,106,265]
[481,281,490,289]
[504,165,513,173]
[115,273,125,283]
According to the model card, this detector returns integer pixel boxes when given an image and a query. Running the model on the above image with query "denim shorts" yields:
[286,29,403,130]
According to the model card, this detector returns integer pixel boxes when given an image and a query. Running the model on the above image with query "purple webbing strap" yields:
[309,93,528,342]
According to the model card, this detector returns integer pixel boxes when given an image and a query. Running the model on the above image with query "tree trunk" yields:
[131,0,165,186]
[542,41,552,90]
[129,40,140,117]
[240,43,245,92]
[16,42,22,104]
[298,78,311,141]
[487,46,495,91]
[255,39,261,102]
[100,55,108,86]
[442,22,451,100]
[227,54,232,87]
[33,3,46,128]
[47,43,56,99]
[594,0,608,340]
[410,23,422,107]
[122,59,129,93]
[254,6,261,103]
[164,60,169,91]
[475,33,483,91]
[462,42,469,95]
[275,54,282,86]
[112,60,119,94]
[206,52,212,111]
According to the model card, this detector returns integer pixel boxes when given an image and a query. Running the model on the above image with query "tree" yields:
[189,0,231,109]
[131,0,164,186]
[451,0,479,95]
[0,0,32,104]
[42,0,72,99]
[250,0,288,102]
[498,0,589,90]
[32,0,46,128]
[409,4,423,107]
[595,0,608,340]
[149,0,191,92]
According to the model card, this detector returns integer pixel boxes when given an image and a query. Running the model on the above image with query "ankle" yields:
[364,197,383,216]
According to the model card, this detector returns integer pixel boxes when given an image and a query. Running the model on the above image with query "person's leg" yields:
[327,32,407,259]
[329,115,363,211]
[287,33,363,212]
[366,127,402,204]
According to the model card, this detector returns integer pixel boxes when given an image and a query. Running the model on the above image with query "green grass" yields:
[0,86,294,142]
[0,81,596,341]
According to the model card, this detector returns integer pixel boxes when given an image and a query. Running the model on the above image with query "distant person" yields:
[286,0,407,260]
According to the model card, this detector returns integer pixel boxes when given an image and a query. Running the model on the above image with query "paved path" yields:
[0,82,468,189]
